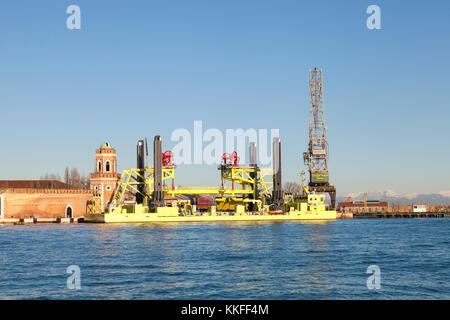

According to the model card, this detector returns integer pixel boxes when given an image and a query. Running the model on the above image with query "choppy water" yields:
[0,219,449,299]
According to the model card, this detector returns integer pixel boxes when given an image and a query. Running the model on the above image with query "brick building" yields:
[388,204,449,213]
[89,142,121,211]
[0,142,121,222]
[0,180,92,221]
[337,196,388,214]
[337,196,450,215]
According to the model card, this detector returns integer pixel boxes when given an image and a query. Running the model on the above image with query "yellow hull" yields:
[84,210,337,223]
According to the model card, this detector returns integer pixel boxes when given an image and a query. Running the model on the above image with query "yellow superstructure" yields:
[85,188,336,223]
[84,137,337,223]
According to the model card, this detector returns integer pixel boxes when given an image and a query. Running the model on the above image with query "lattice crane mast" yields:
[303,68,336,209]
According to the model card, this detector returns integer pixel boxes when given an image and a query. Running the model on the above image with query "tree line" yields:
[284,182,302,195]
[40,167,90,190]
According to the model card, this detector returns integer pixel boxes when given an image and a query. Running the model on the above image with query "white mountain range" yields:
[337,190,450,206]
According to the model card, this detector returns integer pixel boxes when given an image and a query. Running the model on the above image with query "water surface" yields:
[0,219,448,299]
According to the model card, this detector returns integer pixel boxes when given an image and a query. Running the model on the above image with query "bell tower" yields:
[90,142,121,211]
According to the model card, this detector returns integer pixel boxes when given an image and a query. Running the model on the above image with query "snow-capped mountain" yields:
[337,190,450,206]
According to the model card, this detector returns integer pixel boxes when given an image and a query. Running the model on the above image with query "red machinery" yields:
[221,151,239,167]
[162,150,175,189]
[162,150,174,167]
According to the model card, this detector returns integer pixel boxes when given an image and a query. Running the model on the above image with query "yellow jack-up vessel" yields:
[85,136,336,223]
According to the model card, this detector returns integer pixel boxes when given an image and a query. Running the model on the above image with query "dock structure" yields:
[353,212,449,219]
[0,217,84,224]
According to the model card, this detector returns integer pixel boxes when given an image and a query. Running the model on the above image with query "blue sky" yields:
[0,0,449,196]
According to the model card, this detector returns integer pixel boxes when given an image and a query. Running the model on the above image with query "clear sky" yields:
[0,0,449,196]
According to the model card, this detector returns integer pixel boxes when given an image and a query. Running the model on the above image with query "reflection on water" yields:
[300,223,335,294]
[0,219,449,299]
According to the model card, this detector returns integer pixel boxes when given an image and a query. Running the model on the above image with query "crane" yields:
[303,68,337,209]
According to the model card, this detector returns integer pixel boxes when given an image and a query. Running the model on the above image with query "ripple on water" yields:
[0,219,449,299]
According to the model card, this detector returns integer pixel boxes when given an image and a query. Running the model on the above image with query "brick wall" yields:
[0,188,93,219]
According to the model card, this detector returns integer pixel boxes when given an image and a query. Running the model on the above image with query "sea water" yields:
[0,219,448,299]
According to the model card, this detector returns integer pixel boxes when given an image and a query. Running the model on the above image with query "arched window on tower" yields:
[98,161,102,173]
[106,161,111,172]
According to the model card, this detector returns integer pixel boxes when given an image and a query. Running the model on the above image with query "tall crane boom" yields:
[303,68,336,208]
[304,68,329,183]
